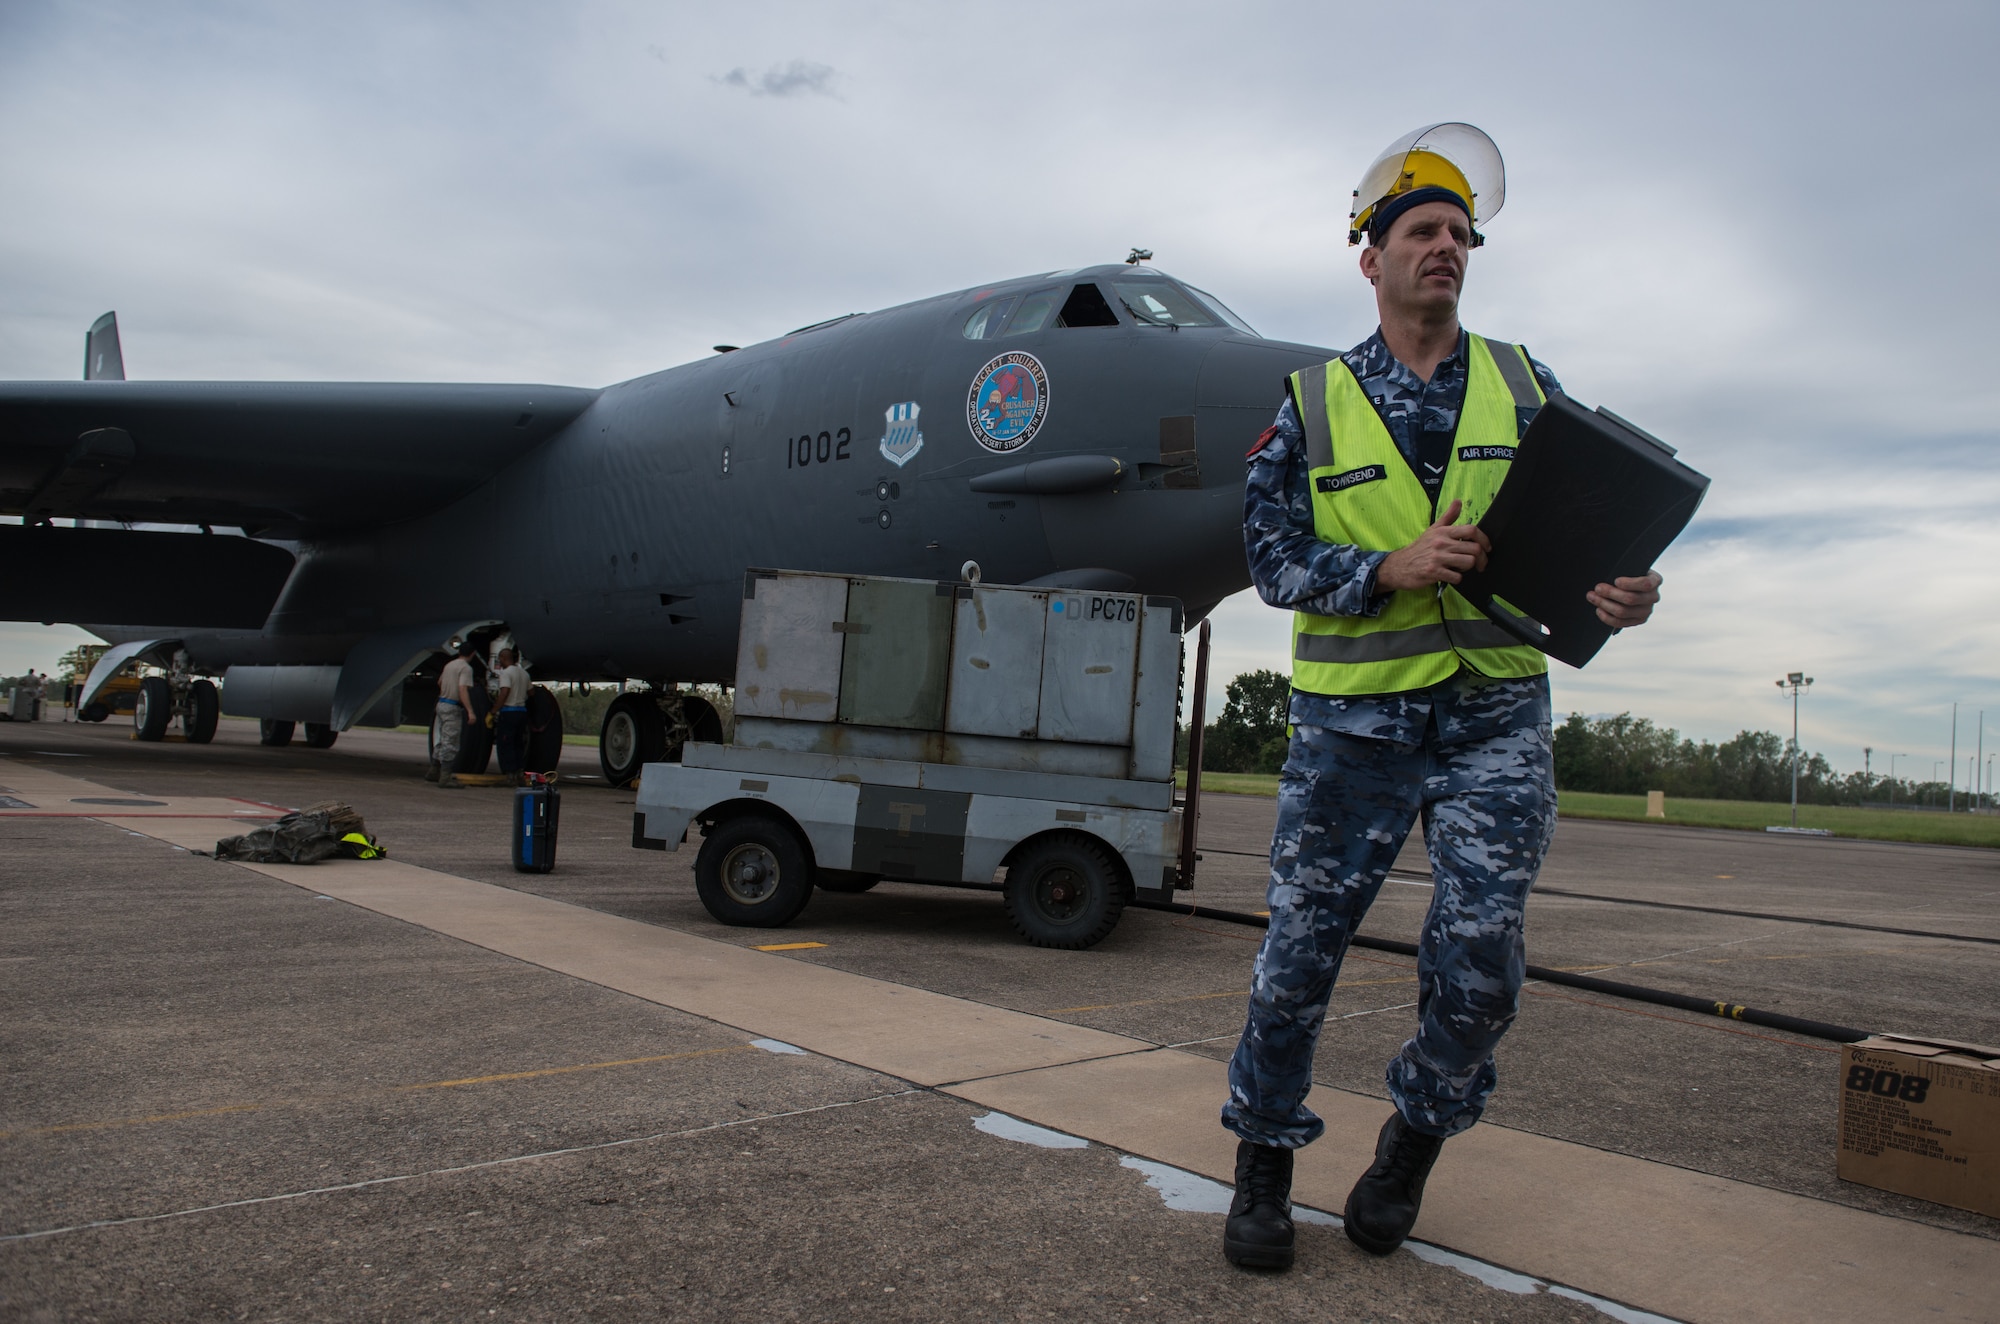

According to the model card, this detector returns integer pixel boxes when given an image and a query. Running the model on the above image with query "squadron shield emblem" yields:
[966,351,1049,454]
[879,401,924,468]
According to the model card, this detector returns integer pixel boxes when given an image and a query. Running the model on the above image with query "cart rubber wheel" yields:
[1003,832,1129,950]
[184,679,219,744]
[599,693,667,786]
[81,702,108,723]
[134,677,172,742]
[259,718,295,747]
[303,722,338,749]
[695,813,815,928]
[816,870,880,894]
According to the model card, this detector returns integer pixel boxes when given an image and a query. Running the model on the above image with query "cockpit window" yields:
[962,296,1017,340]
[1111,281,1219,328]
[1183,284,1258,335]
[1056,283,1119,328]
[1002,289,1060,337]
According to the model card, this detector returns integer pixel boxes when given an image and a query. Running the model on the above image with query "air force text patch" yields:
[1315,464,1386,494]
[1457,445,1516,462]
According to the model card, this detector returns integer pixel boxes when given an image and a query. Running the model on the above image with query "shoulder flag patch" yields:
[1246,424,1279,458]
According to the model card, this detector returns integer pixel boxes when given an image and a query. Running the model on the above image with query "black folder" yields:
[1455,393,1709,669]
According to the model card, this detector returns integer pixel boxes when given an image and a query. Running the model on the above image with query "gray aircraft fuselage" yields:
[87,265,1331,686]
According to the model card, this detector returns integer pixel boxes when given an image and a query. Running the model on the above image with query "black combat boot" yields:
[1223,1140,1295,1270]
[423,761,441,782]
[1342,1112,1445,1255]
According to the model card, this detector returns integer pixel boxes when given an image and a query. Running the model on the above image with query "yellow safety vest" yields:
[1289,334,1550,697]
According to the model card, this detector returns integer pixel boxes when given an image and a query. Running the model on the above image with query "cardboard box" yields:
[1838,1033,2000,1217]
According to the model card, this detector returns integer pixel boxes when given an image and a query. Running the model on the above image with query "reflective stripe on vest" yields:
[1289,334,1549,697]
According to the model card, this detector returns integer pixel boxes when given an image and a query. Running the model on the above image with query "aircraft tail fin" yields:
[85,312,125,380]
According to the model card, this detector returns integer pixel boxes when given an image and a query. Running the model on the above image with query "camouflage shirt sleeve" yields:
[1522,355,1562,436]
[1242,398,1389,618]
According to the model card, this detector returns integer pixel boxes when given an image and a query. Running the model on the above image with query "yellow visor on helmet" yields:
[1348,122,1506,246]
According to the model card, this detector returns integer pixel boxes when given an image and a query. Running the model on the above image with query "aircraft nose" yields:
[1193,338,1331,470]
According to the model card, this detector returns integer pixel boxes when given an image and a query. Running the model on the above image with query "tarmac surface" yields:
[4,713,1998,1322]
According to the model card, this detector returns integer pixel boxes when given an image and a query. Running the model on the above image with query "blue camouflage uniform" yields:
[1221,329,1565,1147]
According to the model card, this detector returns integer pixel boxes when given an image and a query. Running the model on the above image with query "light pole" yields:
[1978,712,1985,811]
[1949,702,1958,813]
[1889,752,1905,804]
[1775,672,1813,828]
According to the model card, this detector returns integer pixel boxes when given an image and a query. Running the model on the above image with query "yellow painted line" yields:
[754,941,827,951]
[5,1102,269,1138]
[395,1045,746,1092]
[2,1045,752,1140]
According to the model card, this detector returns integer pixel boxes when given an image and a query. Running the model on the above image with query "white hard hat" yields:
[1348,122,1506,247]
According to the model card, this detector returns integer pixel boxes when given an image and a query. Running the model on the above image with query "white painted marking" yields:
[1405,1239,1540,1293]
[750,1038,806,1056]
[1118,1155,1334,1224]
[1116,1156,1688,1324]
[1547,1285,1685,1324]
[971,1111,1088,1149]
[0,1088,919,1244]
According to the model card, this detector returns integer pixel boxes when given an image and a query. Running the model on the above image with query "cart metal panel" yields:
[1037,591,1141,746]
[681,739,1175,811]
[945,586,1048,739]
[838,577,953,730]
[734,571,848,723]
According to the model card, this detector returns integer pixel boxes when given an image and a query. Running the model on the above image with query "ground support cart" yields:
[632,567,1211,949]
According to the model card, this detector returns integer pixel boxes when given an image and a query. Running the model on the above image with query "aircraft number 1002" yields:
[787,428,852,469]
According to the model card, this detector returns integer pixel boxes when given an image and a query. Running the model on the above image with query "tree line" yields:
[1180,670,1975,808]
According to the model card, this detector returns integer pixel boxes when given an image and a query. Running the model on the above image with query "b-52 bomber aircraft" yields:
[0,262,1325,783]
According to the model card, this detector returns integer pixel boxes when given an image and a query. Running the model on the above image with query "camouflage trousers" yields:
[433,701,464,769]
[1221,711,1556,1146]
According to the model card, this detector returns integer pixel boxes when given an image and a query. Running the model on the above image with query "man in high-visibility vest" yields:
[1221,124,1663,1271]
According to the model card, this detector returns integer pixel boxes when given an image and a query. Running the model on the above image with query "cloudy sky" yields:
[3,0,1995,783]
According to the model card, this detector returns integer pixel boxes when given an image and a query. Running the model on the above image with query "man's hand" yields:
[1375,499,1491,592]
[1588,570,1663,629]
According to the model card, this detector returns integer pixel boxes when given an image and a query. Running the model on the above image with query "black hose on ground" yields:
[1131,897,1872,1044]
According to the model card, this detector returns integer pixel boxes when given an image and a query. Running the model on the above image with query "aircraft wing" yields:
[0,380,600,536]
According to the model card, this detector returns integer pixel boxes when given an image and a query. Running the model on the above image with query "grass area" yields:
[1556,791,2000,847]
[1176,770,1283,797]
[1175,771,2000,848]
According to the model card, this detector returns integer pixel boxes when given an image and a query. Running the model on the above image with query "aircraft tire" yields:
[454,687,493,773]
[133,677,172,742]
[303,723,338,749]
[184,680,219,744]
[259,719,295,747]
[816,871,880,894]
[599,693,665,786]
[1002,832,1129,950]
[695,813,815,928]
[523,686,563,773]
